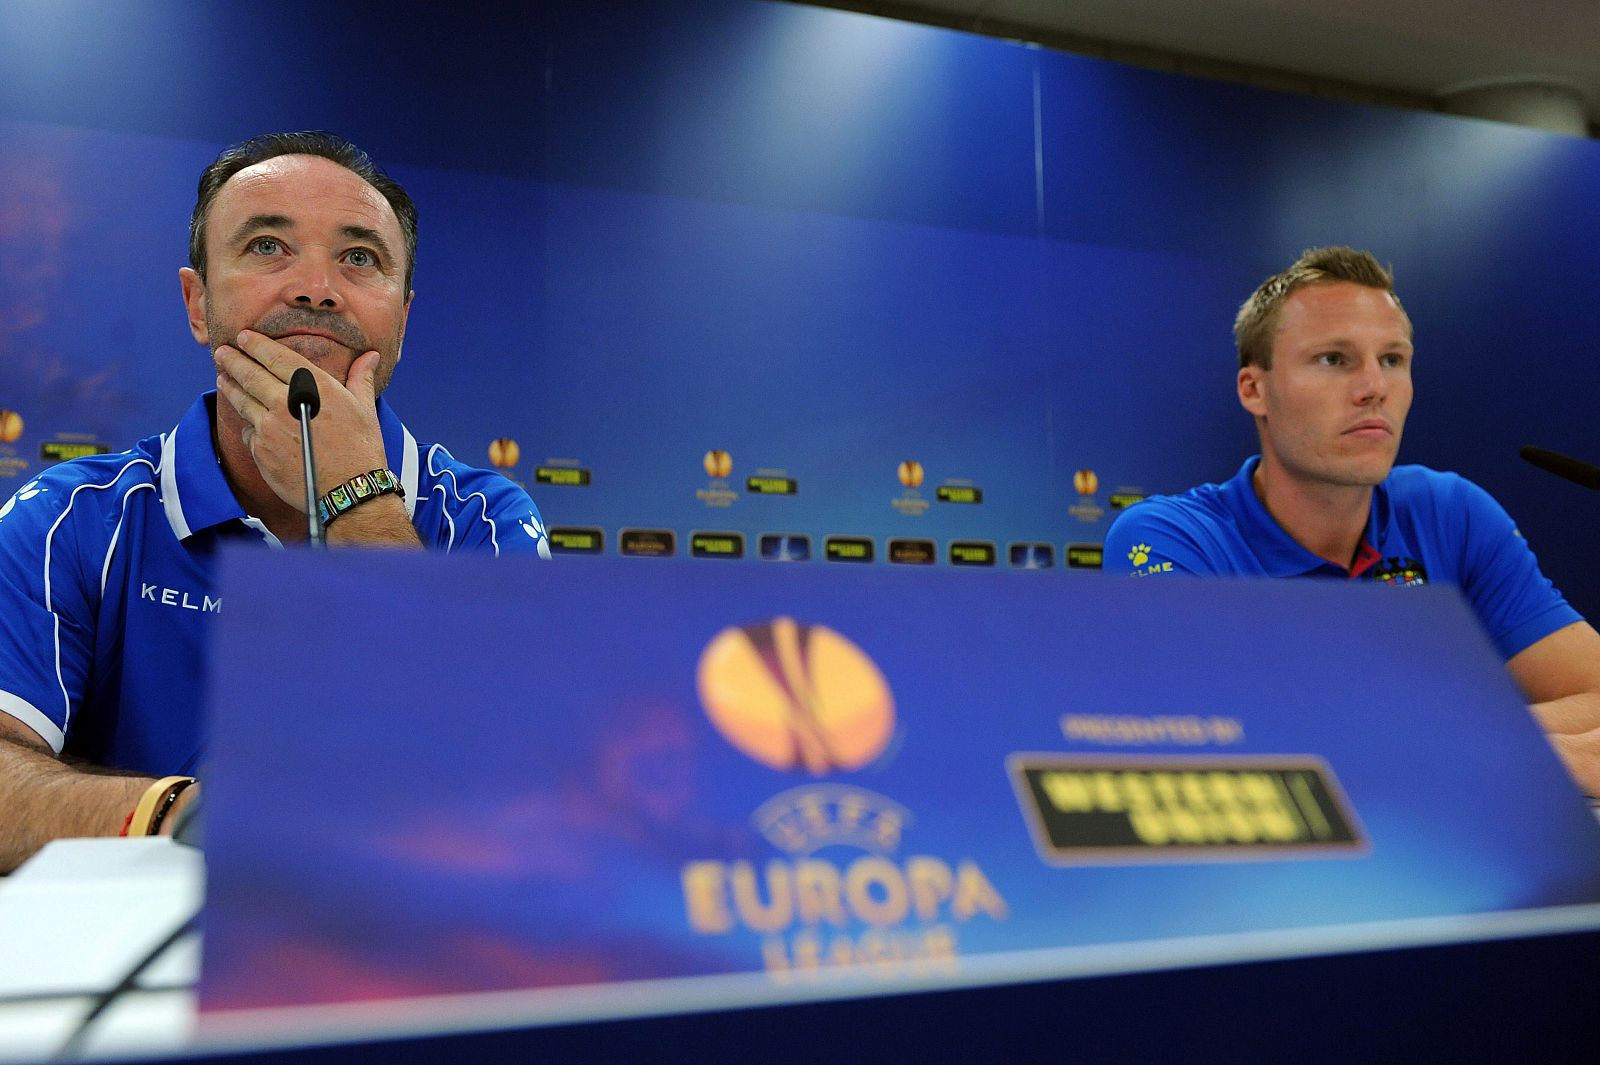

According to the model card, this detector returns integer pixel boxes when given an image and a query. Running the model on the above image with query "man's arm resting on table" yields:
[1508,620,1600,797]
[0,713,181,873]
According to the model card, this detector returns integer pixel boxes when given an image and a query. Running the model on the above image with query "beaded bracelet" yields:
[317,468,404,528]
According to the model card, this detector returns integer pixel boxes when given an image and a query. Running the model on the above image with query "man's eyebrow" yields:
[226,213,294,248]
[342,224,396,264]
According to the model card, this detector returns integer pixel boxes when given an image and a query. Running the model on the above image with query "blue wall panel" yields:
[0,0,1595,619]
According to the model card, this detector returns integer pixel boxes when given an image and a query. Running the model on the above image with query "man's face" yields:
[1238,280,1413,489]
[180,154,411,391]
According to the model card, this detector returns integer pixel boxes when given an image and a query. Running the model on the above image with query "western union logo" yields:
[1009,755,1364,863]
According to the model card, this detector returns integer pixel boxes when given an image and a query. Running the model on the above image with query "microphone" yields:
[1520,446,1600,491]
[287,368,320,420]
[287,369,327,547]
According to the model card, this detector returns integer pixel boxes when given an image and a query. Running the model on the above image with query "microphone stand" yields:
[288,369,326,549]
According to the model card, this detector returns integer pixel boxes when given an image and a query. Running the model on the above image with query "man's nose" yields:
[283,257,341,309]
[1353,356,1387,404]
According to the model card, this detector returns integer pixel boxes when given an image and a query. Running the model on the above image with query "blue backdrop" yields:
[0,0,1595,617]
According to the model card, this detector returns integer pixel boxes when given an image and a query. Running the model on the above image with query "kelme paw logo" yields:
[0,480,44,522]
[519,514,551,559]
[1128,543,1151,566]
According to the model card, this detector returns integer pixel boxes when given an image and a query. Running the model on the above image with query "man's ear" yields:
[1237,364,1269,419]
[179,268,209,345]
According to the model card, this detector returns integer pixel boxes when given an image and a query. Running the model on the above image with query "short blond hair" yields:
[1234,247,1408,369]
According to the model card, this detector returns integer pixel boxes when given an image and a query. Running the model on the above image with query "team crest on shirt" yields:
[1372,557,1427,587]
[0,480,45,523]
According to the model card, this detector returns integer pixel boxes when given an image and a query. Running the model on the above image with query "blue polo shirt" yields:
[0,393,550,774]
[1103,457,1580,661]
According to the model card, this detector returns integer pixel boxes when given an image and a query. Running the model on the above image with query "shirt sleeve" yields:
[1103,499,1226,577]
[1448,476,1581,660]
[420,447,552,559]
[0,475,96,752]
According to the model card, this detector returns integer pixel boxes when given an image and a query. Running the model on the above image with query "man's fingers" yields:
[232,329,309,383]
[215,367,269,424]
[345,351,380,407]
[213,344,297,414]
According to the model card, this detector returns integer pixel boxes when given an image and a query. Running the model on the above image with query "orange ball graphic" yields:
[897,460,924,489]
[0,410,22,444]
[704,449,733,479]
[488,437,520,469]
[1073,468,1098,496]
[697,617,895,775]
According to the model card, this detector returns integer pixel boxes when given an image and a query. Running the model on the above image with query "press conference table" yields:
[0,838,200,1062]
[3,827,1599,1064]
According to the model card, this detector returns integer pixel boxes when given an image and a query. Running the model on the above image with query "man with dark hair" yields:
[1104,246,1600,794]
[189,131,419,293]
[0,132,551,869]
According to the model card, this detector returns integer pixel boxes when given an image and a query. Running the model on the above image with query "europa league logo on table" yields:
[696,617,894,774]
[686,618,1007,979]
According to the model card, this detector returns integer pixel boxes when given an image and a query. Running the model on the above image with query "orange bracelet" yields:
[126,776,197,837]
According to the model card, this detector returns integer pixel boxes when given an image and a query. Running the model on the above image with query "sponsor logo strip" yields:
[535,466,592,486]
[548,526,604,554]
[1010,754,1365,863]
[620,529,676,557]
[691,531,745,559]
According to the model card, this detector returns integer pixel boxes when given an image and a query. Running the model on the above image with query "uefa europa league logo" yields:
[697,618,894,775]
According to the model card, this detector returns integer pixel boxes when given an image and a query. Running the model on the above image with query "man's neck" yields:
[1251,457,1374,571]
[210,399,308,543]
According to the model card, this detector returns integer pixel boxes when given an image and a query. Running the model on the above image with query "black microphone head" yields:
[287,368,321,419]
[1520,446,1600,490]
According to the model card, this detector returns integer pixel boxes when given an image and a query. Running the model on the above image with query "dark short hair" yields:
[1234,246,1409,369]
[188,131,417,292]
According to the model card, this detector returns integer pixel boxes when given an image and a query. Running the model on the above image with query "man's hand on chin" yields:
[213,328,388,513]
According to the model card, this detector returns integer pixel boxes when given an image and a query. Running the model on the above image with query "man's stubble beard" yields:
[205,303,401,397]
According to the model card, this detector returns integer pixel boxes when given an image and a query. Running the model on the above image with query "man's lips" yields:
[1343,418,1393,440]
[254,308,367,351]
[274,329,347,345]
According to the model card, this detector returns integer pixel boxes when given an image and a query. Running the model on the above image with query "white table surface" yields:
[0,838,202,1062]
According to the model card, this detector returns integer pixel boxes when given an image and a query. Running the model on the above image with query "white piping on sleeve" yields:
[427,445,500,556]
[43,458,156,733]
[0,689,64,754]
[102,484,156,595]
[435,491,458,550]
